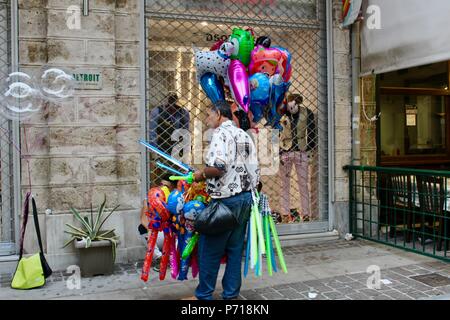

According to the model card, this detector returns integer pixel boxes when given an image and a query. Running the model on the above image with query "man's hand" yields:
[193,167,225,182]
[193,170,204,182]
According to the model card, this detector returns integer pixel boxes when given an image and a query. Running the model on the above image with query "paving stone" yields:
[372,294,393,300]
[404,291,430,300]
[358,288,384,297]
[288,282,310,293]
[254,287,277,295]
[338,286,358,295]
[302,280,324,288]
[423,290,445,296]
[270,284,291,291]
[322,291,345,300]
[277,288,303,299]
[348,273,369,281]
[345,293,371,300]
[410,283,434,291]
[240,290,266,300]
[384,291,413,300]
[261,291,285,300]
[306,292,328,300]
[439,285,450,294]
[346,281,366,290]
[326,281,348,290]
[391,267,417,276]
[334,275,355,283]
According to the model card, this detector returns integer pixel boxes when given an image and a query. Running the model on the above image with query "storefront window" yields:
[380,95,446,156]
[379,61,450,166]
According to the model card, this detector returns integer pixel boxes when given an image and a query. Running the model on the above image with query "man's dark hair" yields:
[257,181,263,193]
[210,100,233,120]
[160,173,177,188]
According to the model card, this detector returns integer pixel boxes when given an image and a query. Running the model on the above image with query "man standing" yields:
[185,100,260,300]
[148,92,190,155]
[148,92,190,185]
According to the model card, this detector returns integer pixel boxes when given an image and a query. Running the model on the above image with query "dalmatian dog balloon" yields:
[194,42,235,84]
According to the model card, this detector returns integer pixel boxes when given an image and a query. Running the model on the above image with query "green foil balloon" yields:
[229,28,255,66]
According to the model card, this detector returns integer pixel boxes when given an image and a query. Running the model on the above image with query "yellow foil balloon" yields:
[161,186,170,201]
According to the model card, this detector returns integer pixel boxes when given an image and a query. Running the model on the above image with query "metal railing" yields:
[345,165,450,262]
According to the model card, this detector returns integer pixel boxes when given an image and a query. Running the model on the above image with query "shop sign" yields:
[73,69,103,90]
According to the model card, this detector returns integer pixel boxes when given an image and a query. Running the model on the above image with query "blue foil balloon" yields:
[249,73,270,123]
[267,76,291,129]
[167,190,184,215]
[183,200,205,221]
[200,72,225,104]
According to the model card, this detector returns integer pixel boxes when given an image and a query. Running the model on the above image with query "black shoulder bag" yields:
[195,128,256,235]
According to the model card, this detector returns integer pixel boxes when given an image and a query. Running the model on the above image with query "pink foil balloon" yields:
[169,234,179,280]
[228,60,250,113]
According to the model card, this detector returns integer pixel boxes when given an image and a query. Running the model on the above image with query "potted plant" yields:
[63,196,120,277]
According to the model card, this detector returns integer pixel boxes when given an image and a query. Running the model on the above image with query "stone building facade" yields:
[4,0,353,272]
[18,0,143,270]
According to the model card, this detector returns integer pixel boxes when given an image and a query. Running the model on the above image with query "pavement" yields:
[1,239,449,300]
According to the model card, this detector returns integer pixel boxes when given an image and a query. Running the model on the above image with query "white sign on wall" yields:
[73,69,103,90]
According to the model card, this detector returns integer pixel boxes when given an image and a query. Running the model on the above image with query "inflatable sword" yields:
[139,139,194,173]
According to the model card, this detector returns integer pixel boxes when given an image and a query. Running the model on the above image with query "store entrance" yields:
[144,0,329,235]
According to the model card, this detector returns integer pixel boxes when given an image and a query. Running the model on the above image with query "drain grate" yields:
[410,273,450,287]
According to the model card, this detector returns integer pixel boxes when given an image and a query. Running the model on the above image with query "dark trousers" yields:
[195,191,252,300]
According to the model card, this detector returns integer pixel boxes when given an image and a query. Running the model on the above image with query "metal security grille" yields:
[144,0,328,229]
[0,0,17,256]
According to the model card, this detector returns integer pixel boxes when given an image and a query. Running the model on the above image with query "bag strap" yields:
[18,192,31,259]
[31,196,45,255]
[18,193,45,259]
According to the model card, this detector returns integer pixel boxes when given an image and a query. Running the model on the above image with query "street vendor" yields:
[184,100,260,300]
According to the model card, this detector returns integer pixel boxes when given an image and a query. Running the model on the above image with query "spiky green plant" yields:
[63,196,120,261]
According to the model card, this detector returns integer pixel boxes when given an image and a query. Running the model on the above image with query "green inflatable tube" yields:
[269,216,288,274]
[264,215,273,276]
[250,204,258,269]
[254,205,266,255]
[182,233,199,260]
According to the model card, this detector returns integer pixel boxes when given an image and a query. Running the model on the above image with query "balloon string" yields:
[22,126,32,194]
[0,124,32,195]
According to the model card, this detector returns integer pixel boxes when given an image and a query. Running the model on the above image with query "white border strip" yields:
[11,0,21,254]
[139,0,148,200]
[326,0,335,231]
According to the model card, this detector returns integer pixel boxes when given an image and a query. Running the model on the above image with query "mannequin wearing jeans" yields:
[279,94,316,222]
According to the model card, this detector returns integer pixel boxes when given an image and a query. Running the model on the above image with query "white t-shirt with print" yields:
[205,120,260,199]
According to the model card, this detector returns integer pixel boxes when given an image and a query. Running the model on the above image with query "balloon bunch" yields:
[244,190,288,277]
[140,180,211,282]
[195,28,292,130]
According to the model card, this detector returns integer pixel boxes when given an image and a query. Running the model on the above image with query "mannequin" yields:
[279,93,317,223]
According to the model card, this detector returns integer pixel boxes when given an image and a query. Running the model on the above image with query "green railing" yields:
[344,165,450,262]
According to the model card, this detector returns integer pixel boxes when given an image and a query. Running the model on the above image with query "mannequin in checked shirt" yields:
[279,94,317,223]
